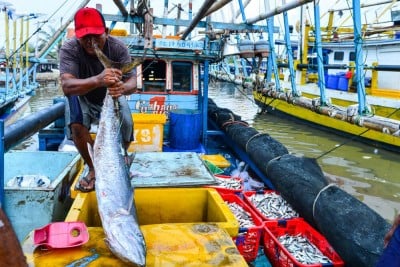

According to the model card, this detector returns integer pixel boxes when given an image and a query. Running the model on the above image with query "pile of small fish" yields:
[278,234,332,264]
[225,201,256,228]
[247,191,298,220]
[214,176,242,190]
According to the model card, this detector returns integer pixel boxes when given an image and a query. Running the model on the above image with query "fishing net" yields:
[314,185,390,267]
[225,124,259,149]
[246,134,289,172]
[265,154,328,226]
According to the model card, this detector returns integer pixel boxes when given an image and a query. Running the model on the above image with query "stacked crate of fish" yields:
[243,190,300,221]
[205,174,243,195]
[263,219,344,267]
[221,193,264,262]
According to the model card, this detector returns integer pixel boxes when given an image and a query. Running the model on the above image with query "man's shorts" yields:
[65,95,133,143]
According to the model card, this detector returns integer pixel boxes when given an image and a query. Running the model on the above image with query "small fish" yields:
[248,191,298,220]
[278,234,331,264]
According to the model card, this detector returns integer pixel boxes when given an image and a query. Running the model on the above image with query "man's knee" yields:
[70,123,89,139]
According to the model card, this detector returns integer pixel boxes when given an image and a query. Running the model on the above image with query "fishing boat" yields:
[0,1,394,267]
[211,0,400,152]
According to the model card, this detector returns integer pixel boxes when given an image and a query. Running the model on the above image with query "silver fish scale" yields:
[248,192,298,219]
[93,94,146,266]
[215,177,242,190]
[278,234,332,264]
[225,201,256,228]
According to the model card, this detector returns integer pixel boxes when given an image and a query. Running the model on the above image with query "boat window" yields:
[142,59,167,92]
[333,51,344,61]
[349,52,355,61]
[172,61,192,92]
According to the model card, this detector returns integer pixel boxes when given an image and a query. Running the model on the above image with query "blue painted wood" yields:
[0,120,4,206]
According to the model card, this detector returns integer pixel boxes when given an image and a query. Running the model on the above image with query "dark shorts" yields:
[65,95,133,143]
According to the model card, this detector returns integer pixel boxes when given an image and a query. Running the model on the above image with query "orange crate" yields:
[243,190,300,221]
[205,175,243,195]
[264,219,344,267]
[221,193,263,262]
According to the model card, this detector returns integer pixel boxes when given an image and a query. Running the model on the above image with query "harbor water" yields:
[14,81,400,223]
[209,81,400,223]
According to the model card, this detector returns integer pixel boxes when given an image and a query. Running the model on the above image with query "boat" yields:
[0,1,394,267]
[211,0,400,153]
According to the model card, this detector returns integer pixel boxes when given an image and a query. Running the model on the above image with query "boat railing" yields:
[0,100,65,205]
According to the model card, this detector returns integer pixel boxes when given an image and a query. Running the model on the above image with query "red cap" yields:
[74,7,106,38]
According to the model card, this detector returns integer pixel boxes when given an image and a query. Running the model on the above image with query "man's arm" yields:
[61,68,123,96]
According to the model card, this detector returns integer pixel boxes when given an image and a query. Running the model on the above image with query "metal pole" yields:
[247,0,313,24]
[180,0,216,40]
[282,2,297,96]
[37,0,90,58]
[313,2,327,105]
[0,120,4,206]
[113,0,128,16]
[161,0,169,37]
[352,0,368,115]
[25,17,30,90]
[267,17,281,91]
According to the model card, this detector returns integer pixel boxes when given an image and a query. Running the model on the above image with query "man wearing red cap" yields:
[59,7,136,192]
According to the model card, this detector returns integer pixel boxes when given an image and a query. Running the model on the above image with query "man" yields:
[59,7,136,192]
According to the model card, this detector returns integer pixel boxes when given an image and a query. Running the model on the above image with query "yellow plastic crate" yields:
[129,113,167,152]
[201,154,231,168]
[66,188,239,237]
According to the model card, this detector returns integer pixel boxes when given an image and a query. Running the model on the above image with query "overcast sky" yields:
[1,0,397,50]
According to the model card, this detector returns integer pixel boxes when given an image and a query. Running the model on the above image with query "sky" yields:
[1,0,398,50]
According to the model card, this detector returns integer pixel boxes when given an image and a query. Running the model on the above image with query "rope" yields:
[220,120,249,129]
[312,183,337,220]
[245,133,269,152]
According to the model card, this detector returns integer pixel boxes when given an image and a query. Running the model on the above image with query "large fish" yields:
[91,44,146,266]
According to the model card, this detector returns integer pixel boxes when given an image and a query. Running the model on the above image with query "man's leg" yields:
[70,123,96,190]
[66,96,96,191]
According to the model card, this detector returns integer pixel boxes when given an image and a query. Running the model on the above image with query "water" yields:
[14,81,400,222]
[209,81,400,223]
[12,85,64,151]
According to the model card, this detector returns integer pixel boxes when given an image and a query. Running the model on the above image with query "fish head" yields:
[105,214,146,266]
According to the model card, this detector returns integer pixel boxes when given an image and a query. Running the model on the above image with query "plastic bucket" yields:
[169,109,202,150]
[337,77,349,91]
[327,75,339,89]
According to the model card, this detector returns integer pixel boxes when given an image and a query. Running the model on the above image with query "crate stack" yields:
[201,155,344,266]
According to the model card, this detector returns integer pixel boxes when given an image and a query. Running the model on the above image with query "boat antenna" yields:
[315,107,400,159]
[7,0,70,60]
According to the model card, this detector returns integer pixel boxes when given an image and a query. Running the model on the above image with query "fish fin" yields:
[121,59,143,74]
[87,142,94,163]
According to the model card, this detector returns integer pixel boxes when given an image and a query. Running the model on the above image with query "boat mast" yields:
[282,0,298,96]
[313,1,328,105]
[352,0,369,115]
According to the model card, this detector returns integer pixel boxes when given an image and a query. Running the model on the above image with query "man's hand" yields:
[101,68,122,87]
[108,80,125,98]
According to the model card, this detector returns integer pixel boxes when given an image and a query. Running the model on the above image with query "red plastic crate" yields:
[243,190,300,221]
[205,174,243,195]
[264,219,344,267]
[221,193,263,262]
